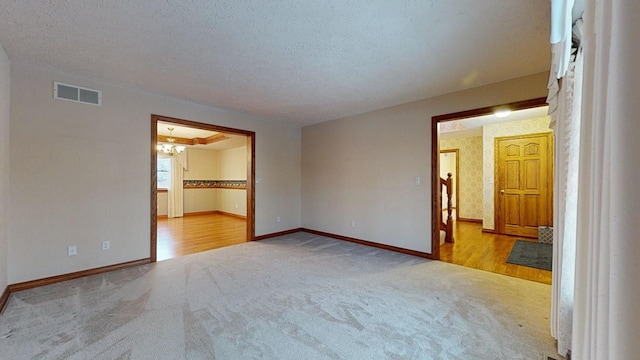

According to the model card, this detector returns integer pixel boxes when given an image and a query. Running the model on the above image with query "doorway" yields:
[431,98,555,284]
[431,98,548,259]
[150,115,255,262]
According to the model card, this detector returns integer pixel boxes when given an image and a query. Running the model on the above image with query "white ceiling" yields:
[439,106,550,139]
[0,1,551,126]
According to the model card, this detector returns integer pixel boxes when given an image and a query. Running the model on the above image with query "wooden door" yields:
[496,133,553,237]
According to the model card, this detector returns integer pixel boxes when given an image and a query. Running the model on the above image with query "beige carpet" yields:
[0,232,559,359]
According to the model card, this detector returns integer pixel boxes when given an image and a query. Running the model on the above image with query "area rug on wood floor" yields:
[506,240,553,271]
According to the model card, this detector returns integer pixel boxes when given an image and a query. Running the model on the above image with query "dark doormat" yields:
[506,240,553,271]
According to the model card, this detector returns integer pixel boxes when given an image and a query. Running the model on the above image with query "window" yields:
[157,157,171,189]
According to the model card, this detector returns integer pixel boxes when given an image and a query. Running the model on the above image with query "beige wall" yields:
[157,192,169,216]
[183,189,217,213]
[440,136,483,220]
[439,151,457,214]
[185,146,248,181]
[216,189,246,216]
[158,188,246,217]
[215,146,247,180]
[184,148,217,180]
[0,44,9,293]
[302,72,549,253]
[481,116,552,229]
[157,146,248,217]
[215,146,247,216]
[8,64,301,284]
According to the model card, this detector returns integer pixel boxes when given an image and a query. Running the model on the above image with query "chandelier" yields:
[157,127,186,156]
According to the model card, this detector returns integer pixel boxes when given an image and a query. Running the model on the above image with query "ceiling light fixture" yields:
[157,127,186,156]
[495,109,512,118]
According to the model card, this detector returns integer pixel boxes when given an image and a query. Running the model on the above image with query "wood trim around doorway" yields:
[430,97,547,260]
[150,114,256,263]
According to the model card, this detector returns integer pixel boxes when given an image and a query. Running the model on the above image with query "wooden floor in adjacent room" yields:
[157,213,247,261]
[439,220,551,284]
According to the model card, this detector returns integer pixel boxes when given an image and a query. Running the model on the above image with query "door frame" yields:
[494,132,554,236]
[150,114,256,262]
[430,97,547,260]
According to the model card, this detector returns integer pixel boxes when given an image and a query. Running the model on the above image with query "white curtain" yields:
[550,0,576,79]
[572,0,640,359]
[168,150,188,218]
[549,20,583,356]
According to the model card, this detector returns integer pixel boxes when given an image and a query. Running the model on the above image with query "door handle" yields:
[500,189,505,194]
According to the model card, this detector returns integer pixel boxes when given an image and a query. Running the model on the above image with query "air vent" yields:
[53,81,102,106]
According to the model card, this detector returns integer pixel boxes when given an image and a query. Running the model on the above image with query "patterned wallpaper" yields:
[482,116,552,229]
[183,188,217,213]
[156,189,218,216]
[157,188,246,216]
[157,192,168,216]
[440,136,483,220]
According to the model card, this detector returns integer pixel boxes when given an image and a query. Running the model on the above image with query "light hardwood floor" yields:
[439,220,552,284]
[157,213,247,261]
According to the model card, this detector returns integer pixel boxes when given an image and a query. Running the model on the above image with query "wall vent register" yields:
[53,81,102,106]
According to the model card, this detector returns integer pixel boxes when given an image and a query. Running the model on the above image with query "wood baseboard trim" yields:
[7,258,151,294]
[0,286,9,315]
[302,228,434,259]
[253,228,304,241]
[158,211,247,220]
[214,210,247,220]
[458,217,482,223]
[482,228,497,234]
[184,211,219,217]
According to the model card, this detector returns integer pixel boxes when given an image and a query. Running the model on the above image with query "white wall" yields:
[0,44,10,293]
[9,64,301,283]
[302,72,549,253]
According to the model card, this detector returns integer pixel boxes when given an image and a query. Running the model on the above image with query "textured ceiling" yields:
[0,1,551,126]
[440,106,550,139]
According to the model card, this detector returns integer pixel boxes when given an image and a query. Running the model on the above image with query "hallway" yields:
[440,221,551,284]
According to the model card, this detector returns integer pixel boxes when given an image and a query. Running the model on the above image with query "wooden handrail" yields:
[440,173,454,243]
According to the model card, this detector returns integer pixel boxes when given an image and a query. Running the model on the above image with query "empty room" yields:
[0,1,638,359]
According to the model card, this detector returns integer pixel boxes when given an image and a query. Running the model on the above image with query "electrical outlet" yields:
[235,204,239,209]
[276,216,281,223]
[351,220,356,228]
[102,241,110,250]
[68,245,77,256]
